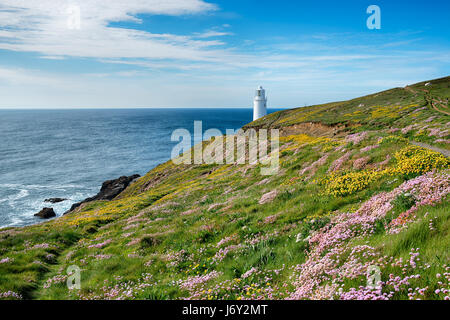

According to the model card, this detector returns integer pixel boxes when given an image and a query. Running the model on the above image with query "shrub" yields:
[323,145,449,197]
[322,170,382,196]
[393,145,449,175]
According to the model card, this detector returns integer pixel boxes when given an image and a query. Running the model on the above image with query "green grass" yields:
[0,76,449,300]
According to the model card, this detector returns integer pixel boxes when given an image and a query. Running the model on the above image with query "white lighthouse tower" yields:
[253,86,267,121]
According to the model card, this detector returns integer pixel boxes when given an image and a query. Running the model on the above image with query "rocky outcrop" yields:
[44,198,67,204]
[65,174,140,214]
[34,208,56,219]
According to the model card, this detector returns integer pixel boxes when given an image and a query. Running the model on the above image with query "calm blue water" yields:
[0,108,281,228]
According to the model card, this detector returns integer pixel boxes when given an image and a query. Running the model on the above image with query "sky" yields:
[0,0,449,109]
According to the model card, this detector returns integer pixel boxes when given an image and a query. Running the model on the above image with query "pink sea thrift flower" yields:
[259,190,278,204]
[179,271,222,291]
[360,145,379,153]
[329,152,352,172]
[345,132,368,145]
[0,257,13,264]
[353,156,371,170]
[288,171,449,300]
[401,125,414,134]
[241,267,258,279]
[88,239,112,249]
[300,154,329,176]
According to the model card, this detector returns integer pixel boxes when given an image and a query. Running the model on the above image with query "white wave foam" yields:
[0,189,29,206]
[0,183,98,228]
[0,183,85,190]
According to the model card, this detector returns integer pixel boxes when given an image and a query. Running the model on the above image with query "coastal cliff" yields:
[64,174,140,214]
[0,76,449,300]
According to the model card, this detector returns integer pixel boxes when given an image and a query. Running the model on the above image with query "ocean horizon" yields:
[0,108,282,228]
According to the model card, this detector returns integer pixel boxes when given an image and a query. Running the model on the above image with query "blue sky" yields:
[0,0,449,108]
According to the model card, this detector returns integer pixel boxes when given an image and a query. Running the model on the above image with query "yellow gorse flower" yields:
[323,145,449,196]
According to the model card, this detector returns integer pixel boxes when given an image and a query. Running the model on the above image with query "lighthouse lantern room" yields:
[253,86,267,121]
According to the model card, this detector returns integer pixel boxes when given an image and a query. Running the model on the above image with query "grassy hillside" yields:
[1,76,449,300]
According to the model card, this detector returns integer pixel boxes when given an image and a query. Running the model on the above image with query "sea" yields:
[0,108,281,228]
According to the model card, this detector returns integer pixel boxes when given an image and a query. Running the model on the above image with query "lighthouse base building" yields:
[253,86,267,121]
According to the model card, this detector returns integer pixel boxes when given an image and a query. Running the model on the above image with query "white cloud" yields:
[193,30,233,38]
[0,1,448,108]
[1,0,447,72]
[0,66,64,86]
[0,0,222,61]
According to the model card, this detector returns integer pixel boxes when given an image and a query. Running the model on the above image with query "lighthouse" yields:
[253,86,267,121]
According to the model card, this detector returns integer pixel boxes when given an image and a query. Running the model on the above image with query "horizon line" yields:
[0,107,291,110]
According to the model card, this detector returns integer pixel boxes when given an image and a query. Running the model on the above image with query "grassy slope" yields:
[0,76,449,300]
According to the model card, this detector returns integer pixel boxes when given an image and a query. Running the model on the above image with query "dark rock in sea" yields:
[44,198,68,204]
[34,207,56,219]
[64,174,140,214]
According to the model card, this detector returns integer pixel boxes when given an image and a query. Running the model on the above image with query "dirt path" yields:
[411,141,450,158]
[405,86,450,116]
[404,86,418,95]
[431,98,450,116]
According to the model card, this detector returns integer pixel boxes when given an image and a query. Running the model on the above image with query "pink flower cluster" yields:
[401,125,414,134]
[181,266,286,300]
[300,154,329,176]
[360,144,379,153]
[389,172,450,233]
[122,223,140,231]
[0,257,13,264]
[428,128,449,138]
[212,244,243,263]
[263,214,280,224]
[165,250,192,267]
[241,267,258,279]
[424,116,437,123]
[88,239,112,249]
[353,156,371,170]
[345,132,368,145]
[0,291,22,300]
[180,271,222,291]
[216,235,235,248]
[375,154,391,168]
[43,274,67,289]
[328,151,352,172]
[212,232,279,264]
[245,231,279,246]
[413,107,427,112]
[339,287,390,300]
[77,273,156,300]
[289,171,449,300]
